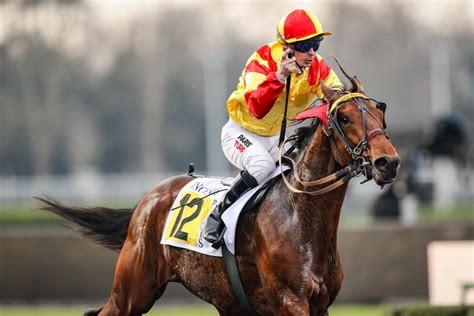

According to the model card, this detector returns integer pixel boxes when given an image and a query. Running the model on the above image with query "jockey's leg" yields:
[202,169,258,247]
[220,118,278,184]
[202,119,276,247]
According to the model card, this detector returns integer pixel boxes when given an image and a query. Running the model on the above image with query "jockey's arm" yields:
[244,71,285,119]
[244,48,298,119]
[243,55,343,120]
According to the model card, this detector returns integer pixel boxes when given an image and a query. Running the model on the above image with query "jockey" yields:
[203,9,343,246]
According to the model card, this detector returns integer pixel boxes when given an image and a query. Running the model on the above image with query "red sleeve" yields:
[244,72,285,119]
[319,59,331,80]
[240,45,284,119]
[307,56,342,92]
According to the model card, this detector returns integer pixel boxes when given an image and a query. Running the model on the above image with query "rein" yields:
[279,137,363,195]
[279,92,386,195]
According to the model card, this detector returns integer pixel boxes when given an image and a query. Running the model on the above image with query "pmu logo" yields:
[235,134,253,153]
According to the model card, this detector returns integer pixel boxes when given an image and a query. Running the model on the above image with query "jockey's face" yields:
[294,48,317,68]
[285,39,320,69]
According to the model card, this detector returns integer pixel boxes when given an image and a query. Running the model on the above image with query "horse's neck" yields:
[296,126,333,182]
[292,126,347,251]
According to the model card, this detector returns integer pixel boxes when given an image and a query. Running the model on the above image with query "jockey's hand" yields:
[276,48,298,83]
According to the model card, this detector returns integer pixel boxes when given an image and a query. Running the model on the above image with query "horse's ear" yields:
[320,80,338,103]
[330,54,365,94]
[353,75,365,94]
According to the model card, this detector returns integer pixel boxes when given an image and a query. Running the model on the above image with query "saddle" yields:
[160,164,287,257]
[187,163,283,220]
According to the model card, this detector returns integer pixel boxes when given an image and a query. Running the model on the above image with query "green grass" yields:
[0,305,215,316]
[0,200,134,225]
[331,304,385,316]
[1,201,472,226]
[0,207,57,225]
[417,203,474,222]
[339,202,474,228]
[0,304,385,316]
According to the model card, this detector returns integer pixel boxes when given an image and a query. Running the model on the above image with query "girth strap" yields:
[222,243,259,315]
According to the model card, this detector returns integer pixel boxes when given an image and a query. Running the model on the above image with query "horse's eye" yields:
[339,116,350,125]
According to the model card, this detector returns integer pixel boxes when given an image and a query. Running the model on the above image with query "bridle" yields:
[279,92,388,195]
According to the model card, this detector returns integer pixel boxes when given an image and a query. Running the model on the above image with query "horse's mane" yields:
[292,121,320,151]
[285,119,321,161]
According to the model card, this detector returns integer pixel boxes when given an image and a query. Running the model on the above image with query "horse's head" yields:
[320,62,400,187]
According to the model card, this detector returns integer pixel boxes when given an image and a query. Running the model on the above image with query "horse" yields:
[38,65,400,316]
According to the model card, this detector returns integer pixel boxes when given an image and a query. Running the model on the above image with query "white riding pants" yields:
[221,119,283,185]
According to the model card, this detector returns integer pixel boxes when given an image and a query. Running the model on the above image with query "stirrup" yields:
[211,226,227,249]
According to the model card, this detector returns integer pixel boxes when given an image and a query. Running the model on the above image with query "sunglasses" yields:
[291,40,321,53]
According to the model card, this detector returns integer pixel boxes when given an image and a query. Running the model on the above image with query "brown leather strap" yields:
[278,137,355,195]
[280,153,338,186]
[280,169,349,196]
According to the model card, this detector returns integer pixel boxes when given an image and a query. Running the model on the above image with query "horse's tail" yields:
[36,197,133,252]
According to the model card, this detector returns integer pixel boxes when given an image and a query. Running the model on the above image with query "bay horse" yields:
[38,66,400,315]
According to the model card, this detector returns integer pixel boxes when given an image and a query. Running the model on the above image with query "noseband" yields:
[279,93,388,195]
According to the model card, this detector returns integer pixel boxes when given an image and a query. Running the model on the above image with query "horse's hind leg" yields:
[99,228,169,315]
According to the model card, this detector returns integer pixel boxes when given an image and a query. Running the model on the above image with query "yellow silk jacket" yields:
[227,41,342,136]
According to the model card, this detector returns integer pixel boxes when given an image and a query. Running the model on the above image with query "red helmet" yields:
[277,9,331,44]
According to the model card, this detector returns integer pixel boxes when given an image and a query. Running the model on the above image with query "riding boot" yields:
[202,170,258,248]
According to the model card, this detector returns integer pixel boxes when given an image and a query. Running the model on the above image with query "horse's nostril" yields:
[374,156,389,169]
[388,156,401,170]
[374,155,400,171]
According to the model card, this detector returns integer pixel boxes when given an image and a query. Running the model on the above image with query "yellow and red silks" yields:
[226,41,342,136]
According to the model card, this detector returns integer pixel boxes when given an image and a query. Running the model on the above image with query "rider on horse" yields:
[203,9,343,247]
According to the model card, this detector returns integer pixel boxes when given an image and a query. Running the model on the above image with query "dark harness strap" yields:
[278,70,292,147]
[222,243,259,316]
[220,177,281,315]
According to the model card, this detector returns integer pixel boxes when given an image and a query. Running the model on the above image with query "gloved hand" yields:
[276,48,300,83]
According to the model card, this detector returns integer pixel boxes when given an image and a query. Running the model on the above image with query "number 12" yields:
[169,193,204,241]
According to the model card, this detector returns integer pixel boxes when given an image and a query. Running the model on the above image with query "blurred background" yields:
[0,0,473,315]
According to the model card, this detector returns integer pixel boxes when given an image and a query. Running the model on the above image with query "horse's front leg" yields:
[257,263,311,315]
[263,285,310,316]
[307,274,328,316]
[309,283,329,316]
